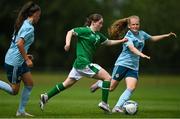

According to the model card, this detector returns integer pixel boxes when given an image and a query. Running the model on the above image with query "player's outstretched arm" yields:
[104,38,128,46]
[150,32,177,42]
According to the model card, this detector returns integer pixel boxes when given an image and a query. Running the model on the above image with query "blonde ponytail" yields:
[108,18,128,39]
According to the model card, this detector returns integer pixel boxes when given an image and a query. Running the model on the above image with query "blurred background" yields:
[0,0,180,74]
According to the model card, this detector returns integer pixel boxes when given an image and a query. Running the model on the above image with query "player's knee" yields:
[29,83,34,87]
[25,81,34,87]
[109,87,114,92]
[104,76,111,82]
[11,87,19,95]
[128,87,136,92]
[30,81,34,87]
[12,90,19,95]
[127,83,136,91]
[110,84,118,92]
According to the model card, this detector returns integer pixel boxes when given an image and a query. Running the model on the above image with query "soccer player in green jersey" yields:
[39,13,127,113]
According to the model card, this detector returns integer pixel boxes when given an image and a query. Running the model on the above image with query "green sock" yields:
[47,83,66,99]
[102,81,110,103]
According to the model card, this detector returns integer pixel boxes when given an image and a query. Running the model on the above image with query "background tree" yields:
[0,0,179,73]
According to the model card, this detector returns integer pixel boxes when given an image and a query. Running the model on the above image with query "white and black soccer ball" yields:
[123,100,138,115]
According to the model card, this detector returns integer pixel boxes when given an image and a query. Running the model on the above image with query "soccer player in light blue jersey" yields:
[0,1,41,117]
[90,15,176,113]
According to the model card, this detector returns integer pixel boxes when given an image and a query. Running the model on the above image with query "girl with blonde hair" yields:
[90,15,176,113]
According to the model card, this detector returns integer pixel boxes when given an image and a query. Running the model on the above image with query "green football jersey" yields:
[73,26,107,69]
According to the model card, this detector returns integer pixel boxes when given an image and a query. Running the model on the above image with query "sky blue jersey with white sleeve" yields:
[5,19,34,66]
[115,30,151,71]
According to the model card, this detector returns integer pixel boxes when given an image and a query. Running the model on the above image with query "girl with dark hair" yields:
[0,1,41,117]
[39,13,127,113]
[90,15,176,113]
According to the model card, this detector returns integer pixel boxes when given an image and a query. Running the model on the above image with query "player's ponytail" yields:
[108,15,140,39]
[108,18,128,39]
[84,13,103,26]
[14,1,41,35]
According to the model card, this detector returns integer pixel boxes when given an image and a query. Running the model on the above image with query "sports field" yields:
[0,72,180,118]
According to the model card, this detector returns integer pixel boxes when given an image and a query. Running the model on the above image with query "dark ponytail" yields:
[84,13,103,26]
[14,1,40,35]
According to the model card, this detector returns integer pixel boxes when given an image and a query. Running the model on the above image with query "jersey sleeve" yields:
[142,31,151,40]
[73,27,89,36]
[124,31,134,47]
[19,27,34,42]
[98,32,108,44]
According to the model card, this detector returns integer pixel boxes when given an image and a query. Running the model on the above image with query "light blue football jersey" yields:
[5,19,34,66]
[115,30,151,71]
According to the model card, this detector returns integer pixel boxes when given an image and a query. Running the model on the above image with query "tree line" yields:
[0,0,179,73]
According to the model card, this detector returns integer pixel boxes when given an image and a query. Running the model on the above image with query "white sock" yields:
[18,86,32,113]
[115,88,133,107]
[97,80,103,88]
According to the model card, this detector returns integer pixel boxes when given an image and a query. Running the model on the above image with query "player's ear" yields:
[91,21,95,26]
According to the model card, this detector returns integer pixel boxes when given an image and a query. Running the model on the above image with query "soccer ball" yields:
[123,100,138,115]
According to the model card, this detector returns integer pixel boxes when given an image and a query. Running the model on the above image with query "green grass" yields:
[0,72,180,118]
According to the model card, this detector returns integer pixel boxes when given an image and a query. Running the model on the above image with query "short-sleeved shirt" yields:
[115,30,151,71]
[73,26,108,69]
[5,19,34,66]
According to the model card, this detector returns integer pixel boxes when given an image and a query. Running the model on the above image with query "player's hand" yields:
[168,32,177,38]
[27,54,34,60]
[144,55,151,60]
[26,59,33,67]
[121,38,128,43]
[64,44,70,51]
[141,54,151,60]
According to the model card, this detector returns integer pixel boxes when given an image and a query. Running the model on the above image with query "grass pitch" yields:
[0,72,180,118]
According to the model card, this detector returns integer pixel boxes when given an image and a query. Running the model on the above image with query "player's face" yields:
[128,18,140,34]
[93,18,103,31]
[32,10,41,24]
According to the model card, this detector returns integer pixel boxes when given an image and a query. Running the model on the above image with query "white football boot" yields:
[16,111,34,117]
[98,101,111,113]
[39,93,48,111]
[112,106,124,113]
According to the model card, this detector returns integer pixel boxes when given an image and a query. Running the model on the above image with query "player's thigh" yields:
[125,77,138,90]
[21,72,33,86]
[4,63,21,94]
[93,68,111,81]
